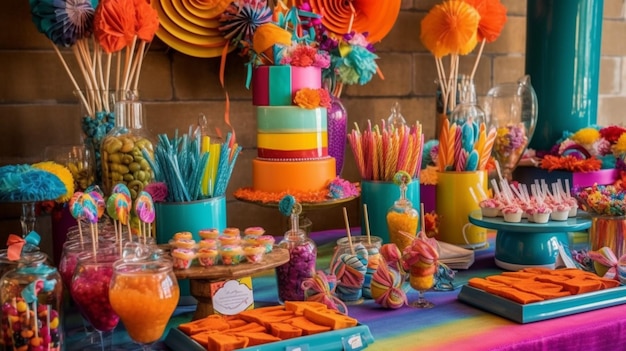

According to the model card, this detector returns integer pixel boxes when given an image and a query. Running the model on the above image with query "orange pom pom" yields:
[420,0,480,57]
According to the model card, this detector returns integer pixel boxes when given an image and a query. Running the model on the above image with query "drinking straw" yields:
[207,143,221,196]
[494,160,503,181]
[476,182,489,200]
[363,204,372,245]
[469,187,479,205]
[342,207,355,255]
[491,179,504,204]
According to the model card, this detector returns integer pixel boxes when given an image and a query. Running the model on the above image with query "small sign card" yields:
[210,276,254,315]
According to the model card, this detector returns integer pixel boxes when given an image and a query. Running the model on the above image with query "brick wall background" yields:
[1,0,625,254]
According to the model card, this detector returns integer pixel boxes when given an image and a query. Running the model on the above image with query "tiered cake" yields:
[251,65,336,193]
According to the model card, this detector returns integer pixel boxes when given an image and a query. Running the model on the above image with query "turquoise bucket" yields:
[155,197,227,305]
[155,196,227,243]
[360,180,420,244]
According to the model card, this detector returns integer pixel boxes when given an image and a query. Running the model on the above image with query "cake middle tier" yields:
[257,106,328,160]
[252,158,336,193]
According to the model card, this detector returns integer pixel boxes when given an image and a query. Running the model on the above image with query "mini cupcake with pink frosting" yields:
[479,197,502,218]
[532,203,552,224]
[550,202,571,221]
[501,203,523,223]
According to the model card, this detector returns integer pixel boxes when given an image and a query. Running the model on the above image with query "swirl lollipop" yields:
[134,191,155,243]
[113,192,132,242]
[112,183,132,200]
[371,257,407,309]
[80,193,99,255]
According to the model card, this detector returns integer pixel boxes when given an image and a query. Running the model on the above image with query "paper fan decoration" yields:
[420,0,480,57]
[151,0,233,58]
[462,0,507,43]
[301,0,401,43]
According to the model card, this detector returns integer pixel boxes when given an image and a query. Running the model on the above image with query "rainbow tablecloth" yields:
[65,229,626,351]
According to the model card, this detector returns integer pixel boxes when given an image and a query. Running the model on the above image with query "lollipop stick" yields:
[363,204,372,245]
[342,207,355,255]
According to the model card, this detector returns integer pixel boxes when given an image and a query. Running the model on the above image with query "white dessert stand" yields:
[468,210,591,270]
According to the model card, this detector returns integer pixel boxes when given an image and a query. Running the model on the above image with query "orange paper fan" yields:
[134,0,159,42]
[301,0,401,43]
[94,0,137,54]
[420,0,480,57]
[463,0,507,43]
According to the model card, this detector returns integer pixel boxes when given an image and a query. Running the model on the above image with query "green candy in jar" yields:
[101,97,154,200]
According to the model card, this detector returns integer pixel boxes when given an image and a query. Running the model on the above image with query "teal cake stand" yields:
[468,210,591,271]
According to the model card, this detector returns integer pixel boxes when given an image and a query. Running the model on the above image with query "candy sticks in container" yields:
[438,118,496,172]
[348,119,424,181]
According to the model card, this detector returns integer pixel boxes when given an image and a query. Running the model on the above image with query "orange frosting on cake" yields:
[252,158,335,193]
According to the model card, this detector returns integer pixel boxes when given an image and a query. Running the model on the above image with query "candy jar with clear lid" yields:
[0,240,63,351]
[275,196,317,303]
[448,75,487,127]
[101,90,154,201]
[387,171,419,253]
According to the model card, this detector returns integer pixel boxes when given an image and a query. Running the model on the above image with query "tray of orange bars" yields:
[164,301,375,351]
[457,267,626,323]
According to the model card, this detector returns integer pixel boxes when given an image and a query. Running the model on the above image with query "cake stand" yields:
[236,196,359,234]
[173,247,290,320]
[468,210,592,270]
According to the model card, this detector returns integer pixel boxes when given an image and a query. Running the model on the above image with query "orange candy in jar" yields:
[387,171,419,252]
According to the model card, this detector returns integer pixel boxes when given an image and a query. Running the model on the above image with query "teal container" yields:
[155,196,227,244]
[526,0,603,151]
[360,180,420,244]
[155,197,227,305]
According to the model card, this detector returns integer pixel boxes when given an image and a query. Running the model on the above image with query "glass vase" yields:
[77,90,116,186]
[275,214,317,303]
[484,75,538,180]
[327,96,348,176]
[448,77,488,127]
[386,180,419,252]
[101,91,154,201]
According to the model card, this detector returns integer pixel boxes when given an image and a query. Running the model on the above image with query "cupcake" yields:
[524,206,536,223]
[218,234,242,246]
[199,228,220,240]
[532,204,552,224]
[479,198,501,218]
[243,235,259,246]
[169,238,197,250]
[220,245,244,265]
[244,226,265,236]
[550,203,570,221]
[197,249,219,267]
[256,235,276,253]
[171,248,196,270]
[502,204,523,223]
[173,231,193,241]
[565,197,578,217]
[223,227,241,237]
[198,239,218,250]
[244,245,266,263]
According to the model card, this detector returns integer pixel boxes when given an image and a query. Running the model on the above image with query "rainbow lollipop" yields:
[69,191,85,243]
[114,192,132,242]
[79,193,99,255]
[134,191,155,242]
[112,183,132,200]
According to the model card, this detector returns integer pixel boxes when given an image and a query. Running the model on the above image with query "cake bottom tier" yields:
[252,158,336,193]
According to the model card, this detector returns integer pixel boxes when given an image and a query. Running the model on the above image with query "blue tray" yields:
[458,284,626,324]
[164,323,375,351]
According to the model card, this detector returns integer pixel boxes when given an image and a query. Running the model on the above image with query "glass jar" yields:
[275,214,317,303]
[387,176,419,253]
[0,251,63,351]
[484,75,538,180]
[327,96,348,176]
[448,77,487,127]
[101,92,154,201]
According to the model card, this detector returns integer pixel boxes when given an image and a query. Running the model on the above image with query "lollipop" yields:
[134,191,155,241]
[301,271,347,314]
[87,188,106,220]
[112,183,132,200]
[380,243,405,276]
[331,243,368,303]
[370,258,407,309]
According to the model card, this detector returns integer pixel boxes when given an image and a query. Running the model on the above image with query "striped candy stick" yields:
[478,127,497,170]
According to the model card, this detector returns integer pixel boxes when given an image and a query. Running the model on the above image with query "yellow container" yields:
[436,171,488,249]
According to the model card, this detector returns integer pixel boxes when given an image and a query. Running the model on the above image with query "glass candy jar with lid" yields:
[275,196,317,303]
[0,248,63,351]
[387,171,419,253]
[101,91,154,200]
[448,76,488,127]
